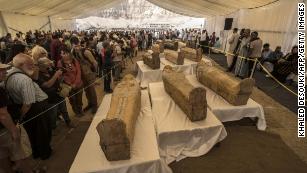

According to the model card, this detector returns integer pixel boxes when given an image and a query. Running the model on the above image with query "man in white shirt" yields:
[248,31,263,77]
[96,38,104,56]
[191,30,197,48]
[200,30,208,53]
[226,28,240,70]
[6,53,52,160]
[187,30,192,47]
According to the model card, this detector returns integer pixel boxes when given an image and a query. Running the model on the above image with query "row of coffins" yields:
[143,44,203,68]
[156,39,187,51]
[165,47,203,65]
[96,61,254,161]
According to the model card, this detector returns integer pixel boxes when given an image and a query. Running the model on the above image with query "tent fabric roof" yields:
[147,0,277,17]
[0,0,277,19]
[0,0,122,19]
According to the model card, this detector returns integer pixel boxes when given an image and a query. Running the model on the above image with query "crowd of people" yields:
[0,29,145,172]
[225,28,298,84]
[180,29,221,52]
[0,27,297,172]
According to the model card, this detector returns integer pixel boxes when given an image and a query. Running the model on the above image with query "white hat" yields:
[0,63,10,69]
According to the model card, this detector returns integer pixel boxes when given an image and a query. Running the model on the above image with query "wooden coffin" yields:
[156,39,164,45]
[178,41,187,50]
[164,50,184,65]
[152,43,164,53]
[196,61,255,105]
[143,51,160,69]
[162,65,207,121]
[164,39,178,51]
[96,75,141,161]
[179,47,202,62]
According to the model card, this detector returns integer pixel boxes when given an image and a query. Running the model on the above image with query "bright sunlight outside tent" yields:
[76,0,204,30]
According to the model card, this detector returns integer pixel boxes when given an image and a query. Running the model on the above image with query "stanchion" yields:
[208,47,211,59]
[249,58,258,78]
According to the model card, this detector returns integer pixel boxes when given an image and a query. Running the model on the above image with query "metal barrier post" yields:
[249,58,258,78]
[208,46,211,59]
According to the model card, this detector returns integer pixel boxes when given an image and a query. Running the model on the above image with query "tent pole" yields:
[48,16,52,32]
[8,27,23,34]
[0,11,9,35]
[39,21,51,30]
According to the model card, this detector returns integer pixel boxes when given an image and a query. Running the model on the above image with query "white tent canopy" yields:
[0,0,122,19]
[0,0,275,18]
[0,0,299,52]
[147,0,277,17]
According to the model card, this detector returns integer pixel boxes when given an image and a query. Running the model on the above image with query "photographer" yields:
[57,47,84,117]
[37,57,74,129]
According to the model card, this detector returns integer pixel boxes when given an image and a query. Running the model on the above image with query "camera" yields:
[47,66,67,75]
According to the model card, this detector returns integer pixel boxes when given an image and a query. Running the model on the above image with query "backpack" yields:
[103,48,113,66]
[5,72,26,123]
[72,47,96,82]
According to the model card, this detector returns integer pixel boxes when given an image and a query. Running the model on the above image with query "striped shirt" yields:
[6,67,48,105]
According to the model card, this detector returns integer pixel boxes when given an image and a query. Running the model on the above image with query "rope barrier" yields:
[0,62,123,137]
[196,43,257,61]
[256,59,299,97]
[195,43,300,97]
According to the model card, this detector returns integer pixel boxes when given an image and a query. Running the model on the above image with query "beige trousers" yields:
[226,54,234,67]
